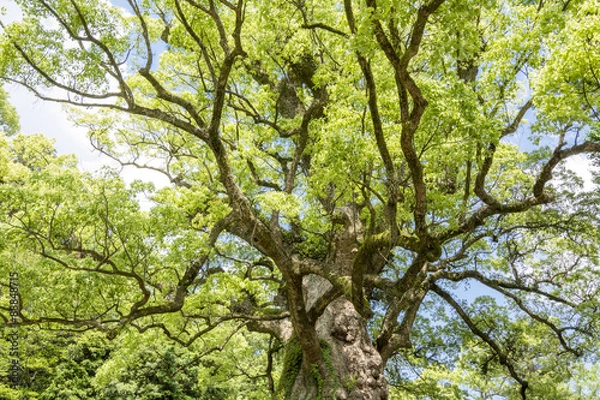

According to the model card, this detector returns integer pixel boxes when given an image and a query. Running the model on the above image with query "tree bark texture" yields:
[283,205,388,399]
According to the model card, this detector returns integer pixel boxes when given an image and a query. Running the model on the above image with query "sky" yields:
[7,83,172,197]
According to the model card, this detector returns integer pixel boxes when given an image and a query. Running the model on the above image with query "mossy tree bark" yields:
[287,296,388,400]
[270,205,389,399]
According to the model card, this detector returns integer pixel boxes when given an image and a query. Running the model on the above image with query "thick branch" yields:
[533,141,600,197]
[364,0,445,242]
[138,68,206,128]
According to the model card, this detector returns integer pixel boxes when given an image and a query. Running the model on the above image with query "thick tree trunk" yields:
[282,205,388,399]
[283,275,387,399]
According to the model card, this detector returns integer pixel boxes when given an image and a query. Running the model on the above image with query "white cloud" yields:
[2,1,22,24]
[7,83,170,200]
[564,154,598,191]
[8,84,96,159]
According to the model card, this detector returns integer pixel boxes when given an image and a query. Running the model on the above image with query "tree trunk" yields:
[280,275,387,399]
[281,205,389,399]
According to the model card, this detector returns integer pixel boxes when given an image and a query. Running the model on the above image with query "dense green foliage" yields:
[0,132,275,398]
[0,87,18,136]
[0,324,272,399]
[2,0,600,398]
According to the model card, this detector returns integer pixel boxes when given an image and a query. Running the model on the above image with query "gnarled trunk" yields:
[280,205,389,399]
[288,292,388,399]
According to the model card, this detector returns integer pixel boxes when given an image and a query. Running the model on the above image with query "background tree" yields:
[0,133,277,398]
[1,319,270,399]
[0,86,19,136]
[1,0,600,399]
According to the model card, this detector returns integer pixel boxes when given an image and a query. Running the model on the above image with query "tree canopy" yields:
[1,0,600,399]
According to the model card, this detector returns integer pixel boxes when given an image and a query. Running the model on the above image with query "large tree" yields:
[1,0,600,398]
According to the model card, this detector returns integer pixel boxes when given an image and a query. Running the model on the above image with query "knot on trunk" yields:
[331,313,360,343]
